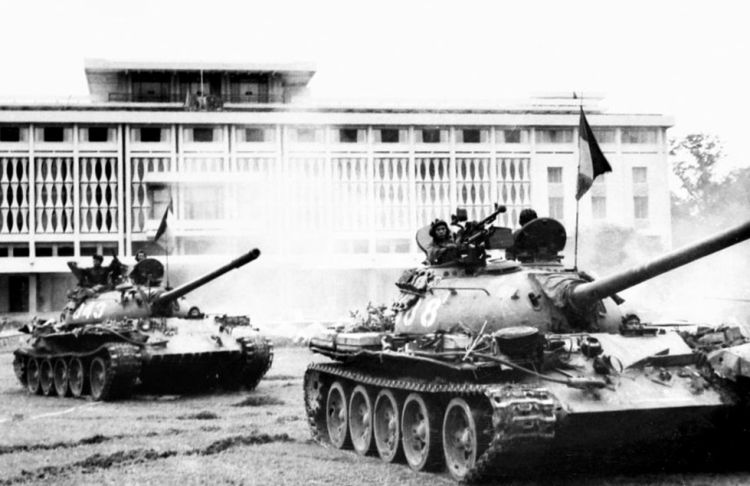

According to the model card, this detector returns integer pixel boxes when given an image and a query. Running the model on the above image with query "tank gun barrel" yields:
[570,220,750,306]
[153,249,261,306]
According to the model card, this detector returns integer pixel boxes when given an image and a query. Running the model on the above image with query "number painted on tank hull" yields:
[71,301,106,321]
[396,296,444,330]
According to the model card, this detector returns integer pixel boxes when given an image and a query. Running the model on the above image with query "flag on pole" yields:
[154,198,173,243]
[576,108,612,200]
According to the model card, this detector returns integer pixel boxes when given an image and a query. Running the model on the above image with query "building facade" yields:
[0,60,672,319]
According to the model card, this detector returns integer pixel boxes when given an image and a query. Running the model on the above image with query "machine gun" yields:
[452,204,508,246]
[448,204,513,267]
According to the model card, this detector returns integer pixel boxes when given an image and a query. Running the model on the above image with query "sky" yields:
[1,0,749,172]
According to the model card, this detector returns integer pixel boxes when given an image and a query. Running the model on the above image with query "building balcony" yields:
[107,92,284,107]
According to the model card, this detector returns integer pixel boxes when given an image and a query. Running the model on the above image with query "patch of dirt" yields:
[1,448,179,485]
[178,411,220,420]
[0,434,116,456]
[193,433,294,456]
[0,432,292,484]
[263,374,298,381]
[232,395,285,407]
[274,415,302,424]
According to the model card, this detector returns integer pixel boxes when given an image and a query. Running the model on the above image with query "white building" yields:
[0,60,672,320]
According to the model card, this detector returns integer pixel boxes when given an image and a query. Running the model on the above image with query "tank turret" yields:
[62,249,261,325]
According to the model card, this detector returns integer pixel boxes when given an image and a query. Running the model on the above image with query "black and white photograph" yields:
[1,0,749,484]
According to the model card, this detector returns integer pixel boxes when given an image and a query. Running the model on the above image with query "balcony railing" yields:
[107,92,281,107]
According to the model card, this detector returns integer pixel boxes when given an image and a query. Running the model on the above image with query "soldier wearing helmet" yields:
[427,219,459,264]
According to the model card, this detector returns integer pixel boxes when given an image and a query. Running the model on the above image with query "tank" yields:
[304,207,750,482]
[13,249,273,401]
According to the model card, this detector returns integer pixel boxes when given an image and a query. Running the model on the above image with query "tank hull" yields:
[13,316,273,400]
[304,330,747,482]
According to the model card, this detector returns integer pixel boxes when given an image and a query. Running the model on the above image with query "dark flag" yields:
[576,107,612,200]
[154,198,173,243]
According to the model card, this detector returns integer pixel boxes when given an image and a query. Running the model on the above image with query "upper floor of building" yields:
[84,58,316,107]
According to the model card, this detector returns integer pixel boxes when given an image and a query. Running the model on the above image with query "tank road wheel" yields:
[89,356,114,401]
[40,359,56,396]
[13,354,27,387]
[26,358,42,394]
[373,389,403,462]
[53,358,71,397]
[326,381,351,449]
[402,393,444,472]
[348,385,375,456]
[443,398,489,481]
[68,357,87,398]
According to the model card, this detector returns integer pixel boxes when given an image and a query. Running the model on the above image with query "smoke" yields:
[573,218,750,327]
[166,158,412,337]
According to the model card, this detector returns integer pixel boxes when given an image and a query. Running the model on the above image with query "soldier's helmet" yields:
[519,208,538,227]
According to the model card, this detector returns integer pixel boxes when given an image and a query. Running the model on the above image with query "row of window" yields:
[547,166,648,184]
[548,196,649,221]
[0,125,661,145]
[547,166,650,221]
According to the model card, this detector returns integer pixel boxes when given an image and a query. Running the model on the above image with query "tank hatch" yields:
[130,258,165,285]
[512,217,567,263]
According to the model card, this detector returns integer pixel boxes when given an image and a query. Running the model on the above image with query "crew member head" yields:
[519,208,538,227]
[135,250,147,262]
[429,219,451,242]
[92,254,104,267]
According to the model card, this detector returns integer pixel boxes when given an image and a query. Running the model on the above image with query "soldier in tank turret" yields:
[506,208,538,261]
[427,219,459,265]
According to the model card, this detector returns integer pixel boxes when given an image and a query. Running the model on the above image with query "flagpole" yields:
[165,234,170,288]
[574,93,583,271]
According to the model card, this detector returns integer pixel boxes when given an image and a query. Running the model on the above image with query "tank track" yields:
[13,342,142,401]
[305,362,558,483]
[241,336,274,391]
[93,343,142,400]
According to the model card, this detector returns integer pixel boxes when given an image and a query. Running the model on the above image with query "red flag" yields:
[576,108,612,200]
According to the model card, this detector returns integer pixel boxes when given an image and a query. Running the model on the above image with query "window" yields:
[622,128,657,144]
[147,185,170,219]
[592,196,607,219]
[632,167,648,183]
[43,126,64,142]
[460,129,481,143]
[549,197,564,220]
[244,128,267,142]
[634,196,649,219]
[547,167,563,183]
[377,128,402,143]
[294,127,323,143]
[417,128,447,144]
[497,128,526,144]
[140,127,162,143]
[537,128,573,144]
[592,128,616,144]
[337,128,364,143]
[184,186,224,220]
[88,127,109,142]
[0,126,20,142]
[192,127,214,142]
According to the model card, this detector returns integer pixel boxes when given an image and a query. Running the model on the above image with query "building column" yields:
[28,274,37,313]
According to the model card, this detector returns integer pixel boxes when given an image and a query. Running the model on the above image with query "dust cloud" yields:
[166,172,407,337]
[574,219,750,327]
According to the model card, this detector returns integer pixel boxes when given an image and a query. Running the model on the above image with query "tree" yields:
[670,133,750,241]
[669,133,724,219]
